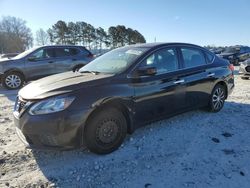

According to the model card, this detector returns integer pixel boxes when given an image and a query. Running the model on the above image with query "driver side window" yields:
[139,48,179,74]
[31,48,54,60]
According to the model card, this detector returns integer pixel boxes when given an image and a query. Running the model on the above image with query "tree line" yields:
[0,16,33,53]
[46,20,146,50]
[0,16,146,53]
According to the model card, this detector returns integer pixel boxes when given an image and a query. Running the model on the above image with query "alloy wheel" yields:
[212,87,225,110]
[5,74,22,89]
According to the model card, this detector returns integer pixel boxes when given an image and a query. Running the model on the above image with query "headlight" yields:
[228,55,234,59]
[29,96,75,115]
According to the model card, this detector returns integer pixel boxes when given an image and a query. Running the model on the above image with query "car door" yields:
[131,47,186,126]
[53,47,84,73]
[178,47,215,109]
[25,47,56,80]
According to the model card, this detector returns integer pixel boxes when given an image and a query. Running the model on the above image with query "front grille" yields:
[14,97,31,116]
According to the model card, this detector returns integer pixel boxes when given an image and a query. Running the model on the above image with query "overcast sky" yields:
[1,0,249,46]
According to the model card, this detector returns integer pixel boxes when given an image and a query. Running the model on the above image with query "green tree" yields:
[67,22,80,45]
[95,27,108,52]
[77,21,88,46]
[51,20,68,44]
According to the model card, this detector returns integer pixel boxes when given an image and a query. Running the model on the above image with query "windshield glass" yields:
[79,47,149,74]
[12,47,40,59]
[224,47,240,53]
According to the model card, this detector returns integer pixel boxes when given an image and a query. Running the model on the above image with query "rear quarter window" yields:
[181,48,207,68]
[80,47,92,56]
[205,51,215,64]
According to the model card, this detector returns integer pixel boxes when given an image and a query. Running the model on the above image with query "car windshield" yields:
[79,47,148,74]
[12,47,40,59]
[224,47,240,53]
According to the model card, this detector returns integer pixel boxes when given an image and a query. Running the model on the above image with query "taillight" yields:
[229,64,234,71]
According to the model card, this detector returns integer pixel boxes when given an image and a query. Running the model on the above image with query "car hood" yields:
[0,58,13,63]
[19,71,114,100]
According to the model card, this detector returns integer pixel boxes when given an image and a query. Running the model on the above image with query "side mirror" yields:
[27,56,37,62]
[136,66,157,76]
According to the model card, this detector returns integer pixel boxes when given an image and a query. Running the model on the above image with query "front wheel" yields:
[2,72,24,90]
[84,107,127,154]
[208,84,226,112]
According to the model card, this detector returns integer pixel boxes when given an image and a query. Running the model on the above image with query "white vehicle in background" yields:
[239,58,250,79]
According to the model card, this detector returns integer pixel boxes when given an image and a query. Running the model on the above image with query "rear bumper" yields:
[14,107,90,150]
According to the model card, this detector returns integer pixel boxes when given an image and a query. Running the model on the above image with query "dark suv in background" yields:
[218,46,250,65]
[0,45,94,89]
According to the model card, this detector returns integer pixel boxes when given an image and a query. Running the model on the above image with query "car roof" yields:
[39,45,86,48]
[127,42,204,49]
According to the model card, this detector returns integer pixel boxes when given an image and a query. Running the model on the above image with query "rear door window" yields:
[181,48,207,68]
[54,47,79,57]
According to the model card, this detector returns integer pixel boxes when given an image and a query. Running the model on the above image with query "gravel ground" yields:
[0,67,250,188]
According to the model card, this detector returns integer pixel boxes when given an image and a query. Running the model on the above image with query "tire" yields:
[208,84,226,113]
[84,107,127,154]
[241,77,249,80]
[72,64,84,72]
[2,72,24,90]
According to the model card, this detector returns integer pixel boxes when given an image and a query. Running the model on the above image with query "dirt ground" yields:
[0,67,250,188]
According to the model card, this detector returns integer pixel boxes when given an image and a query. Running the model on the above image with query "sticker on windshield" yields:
[125,49,143,56]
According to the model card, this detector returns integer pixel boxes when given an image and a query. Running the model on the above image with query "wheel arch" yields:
[214,80,228,99]
[72,64,85,72]
[4,68,26,81]
[84,97,135,135]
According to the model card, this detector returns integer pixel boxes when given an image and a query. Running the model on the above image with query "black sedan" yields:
[14,43,235,154]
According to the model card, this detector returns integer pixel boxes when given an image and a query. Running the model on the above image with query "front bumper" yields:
[14,102,90,149]
[239,64,250,78]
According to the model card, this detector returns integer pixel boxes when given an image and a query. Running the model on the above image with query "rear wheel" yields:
[84,107,127,154]
[2,72,24,90]
[72,64,84,72]
[208,84,226,112]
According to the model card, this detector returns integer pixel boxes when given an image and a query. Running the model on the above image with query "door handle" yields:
[173,79,185,84]
[207,73,215,77]
[48,61,54,63]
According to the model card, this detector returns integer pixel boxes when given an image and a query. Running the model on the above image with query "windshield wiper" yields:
[79,70,100,75]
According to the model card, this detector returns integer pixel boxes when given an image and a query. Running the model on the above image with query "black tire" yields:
[72,64,84,72]
[208,84,226,113]
[2,72,24,90]
[84,107,127,154]
[241,77,249,80]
